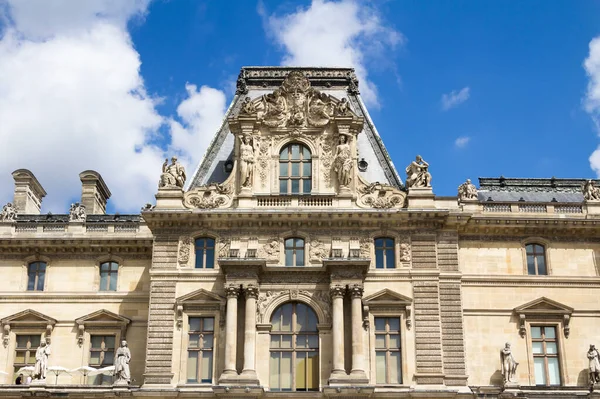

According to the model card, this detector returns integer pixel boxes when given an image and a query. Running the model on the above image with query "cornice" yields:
[462,274,600,288]
[0,292,149,303]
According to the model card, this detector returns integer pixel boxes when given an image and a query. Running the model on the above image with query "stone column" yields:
[349,284,368,382]
[240,284,259,384]
[219,284,240,381]
[329,284,346,379]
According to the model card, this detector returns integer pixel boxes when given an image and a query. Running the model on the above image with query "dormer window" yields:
[279,144,311,195]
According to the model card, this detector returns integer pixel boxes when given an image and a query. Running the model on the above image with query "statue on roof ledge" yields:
[405,155,432,188]
[0,202,17,222]
[69,202,86,222]
[458,179,478,201]
[159,156,186,189]
[583,180,600,201]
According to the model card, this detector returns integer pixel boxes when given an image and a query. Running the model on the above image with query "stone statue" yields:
[113,340,131,385]
[241,96,256,115]
[405,155,432,188]
[159,156,186,189]
[69,202,86,222]
[583,180,600,201]
[33,340,51,381]
[588,344,600,385]
[335,98,350,116]
[500,342,518,384]
[458,179,478,201]
[0,202,17,222]
[333,135,352,188]
[239,135,259,188]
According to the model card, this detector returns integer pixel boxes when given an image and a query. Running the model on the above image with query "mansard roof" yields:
[188,66,403,190]
[477,177,598,203]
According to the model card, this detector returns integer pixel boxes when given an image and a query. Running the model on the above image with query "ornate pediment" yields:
[357,178,407,209]
[514,297,573,338]
[176,289,226,329]
[75,309,130,346]
[184,181,234,210]
[238,71,358,128]
[364,289,412,306]
[1,309,56,346]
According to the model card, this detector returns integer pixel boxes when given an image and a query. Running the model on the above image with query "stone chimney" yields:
[12,169,47,214]
[79,170,111,214]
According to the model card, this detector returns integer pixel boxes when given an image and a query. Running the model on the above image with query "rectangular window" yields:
[89,335,116,367]
[531,325,560,386]
[195,238,215,269]
[27,262,46,291]
[14,335,41,375]
[375,238,395,269]
[99,262,118,291]
[187,317,214,383]
[374,317,402,384]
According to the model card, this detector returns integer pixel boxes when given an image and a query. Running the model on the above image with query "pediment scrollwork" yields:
[183,182,233,209]
[357,179,407,209]
[239,71,358,128]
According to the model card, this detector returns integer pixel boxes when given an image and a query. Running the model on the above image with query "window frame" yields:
[284,237,305,267]
[99,261,119,292]
[26,261,46,291]
[525,243,547,276]
[186,316,215,384]
[88,334,117,368]
[279,143,312,195]
[269,302,319,392]
[374,237,396,269]
[13,333,42,375]
[374,317,402,385]
[530,325,561,386]
[521,239,551,276]
[194,237,216,269]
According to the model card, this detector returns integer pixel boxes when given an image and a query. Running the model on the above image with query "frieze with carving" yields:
[357,179,407,209]
[218,237,231,258]
[258,237,280,262]
[178,236,193,265]
[184,182,233,209]
[309,239,329,261]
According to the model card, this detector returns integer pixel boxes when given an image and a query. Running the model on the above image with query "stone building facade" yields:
[1,67,600,398]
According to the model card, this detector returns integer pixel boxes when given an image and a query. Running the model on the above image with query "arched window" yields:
[270,302,319,392]
[526,244,547,275]
[285,238,305,266]
[27,262,46,291]
[279,144,312,195]
[195,238,215,269]
[99,262,118,291]
[375,238,395,269]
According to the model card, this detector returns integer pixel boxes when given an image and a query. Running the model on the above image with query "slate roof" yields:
[188,67,403,190]
[477,177,596,203]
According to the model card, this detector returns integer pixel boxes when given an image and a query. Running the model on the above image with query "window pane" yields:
[280,163,288,177]
[302,146,311,160]
[16,335,29,348]
[280,352,292,390]
[204,318,214,332]
[109,273,117,291]
[281,335,292,348]
[296,353,306,390]
[27,273,35,291]
[537,256,547,275]
[291,145,300,160]
[546,342,557,355]
[189,334,200,348]
[307,335,319,348]
[388,318,400,332]
[189,317,201,331]
[104,351,114,364]
[89,352,101,365]
[389,334,400,348]
[280,179,287,194]
[296,238,304,247]
[37,271,45,291]
[99,273,108,291]
[272,308,282,330]
[195,250,204,268]
[375,335,386,349]
[527,255,536,275]
[296,335,307,349]
[526,244,534,255]
[110,262,118,271]
[302,162,311,177]
[375,238,384,247]
[375,249,384,269]
[30,335,40,347]
[307,353,318,390]
[14,351,26,364]
[296,304,306,331]
[285,249,293,266]
[376,352,386,384]
[306,309,317,331]
[105,336,115,348]
[535,244,544,254]
[390,351,401,384]
[91,335,103,348]
[205,249,214,269]
[201,351,213,382]
[303,179,311,194]
[291,180,299,194]
[547,357,560,385]
[385,249,395,268]
[531,326,542,338]
[203,334,214,349]
[280,148,288,160]
[270,335,280,349]
[296,250,304,266]
[375,318,386,331]
[544,326,556,339]
[532,341,543,354]
[291,163,300,177]
[270,353,279,390]
[187,351,198,382]
[534,357,546,385]
[281,305,292,331]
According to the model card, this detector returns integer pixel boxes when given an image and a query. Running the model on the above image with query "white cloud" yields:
[583,37,600,176]
[454,136,471,148]
[261,0,403,107]
[0,0,226,212]
[441,87,470,111]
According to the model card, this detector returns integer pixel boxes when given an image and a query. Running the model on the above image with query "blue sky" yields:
[2,0,600,212]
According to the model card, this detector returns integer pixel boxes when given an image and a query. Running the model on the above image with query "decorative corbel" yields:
[176,305,183,330]
[519,314,526,338]
[3,324,10,347]
[406,305,412,330]
[77,324,85,346]
[362,305,370,330]
[563,314,571,338]
[46,324,53,344]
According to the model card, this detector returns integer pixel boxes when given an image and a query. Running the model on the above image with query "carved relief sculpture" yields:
[358,181,406,209]
[113,340,131,385]
[33,340,51,381]
[184,183,233,209]
[0,202,17,222]
[159,156,186,189]
[400,242,411,262]
[69,202,86,222]
[405,155,432,188]
[259,238,280,261]
[500,342,518,384]
[178,236,192,265]
[588,344,600,385]
[333,134,352,188]
[218,237,231,258]
[583,180,600,201]
[458,178,478,201]
[309,239,329,261]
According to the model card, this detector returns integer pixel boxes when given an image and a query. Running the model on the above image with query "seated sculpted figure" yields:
[405,155,432,188]
[159,156,186,189]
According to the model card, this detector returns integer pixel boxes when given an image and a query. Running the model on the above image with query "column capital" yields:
[225,283,241,298]
[349,283,363,298]
[330,283,346,298]
[244,284,260,299]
